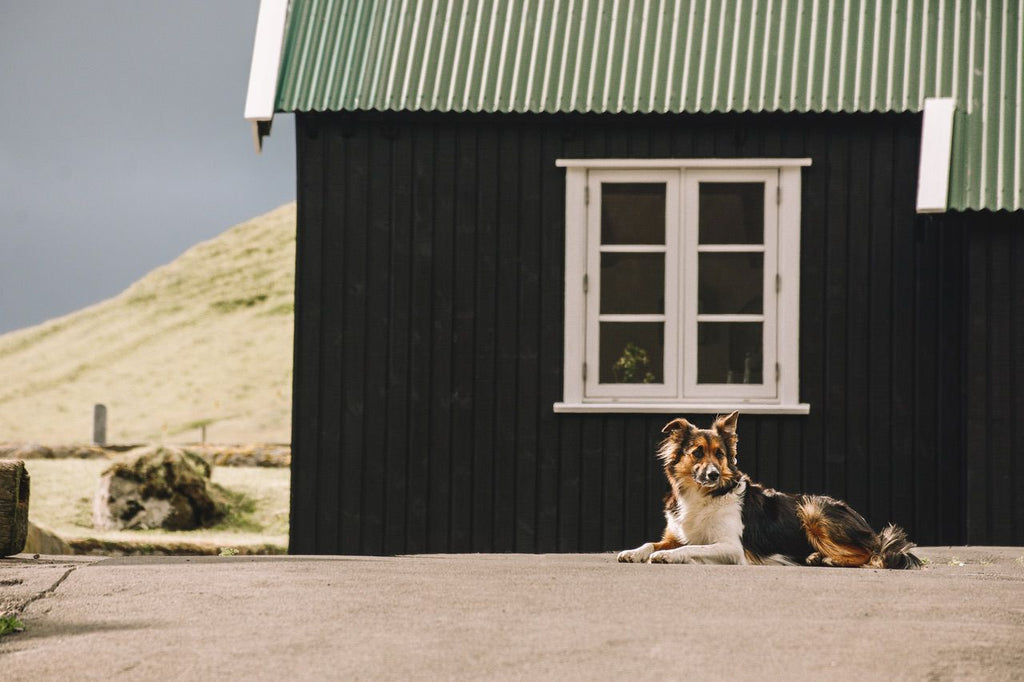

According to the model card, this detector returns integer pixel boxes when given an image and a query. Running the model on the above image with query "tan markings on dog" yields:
[798,500,873,567]
[651,534,683,552]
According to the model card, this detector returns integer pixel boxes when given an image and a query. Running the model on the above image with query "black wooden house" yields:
[246,0,1024,553]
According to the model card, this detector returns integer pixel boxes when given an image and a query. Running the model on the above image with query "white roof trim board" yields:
[556,158,813,168]
[917,98,957,214]
[244,0,290,152]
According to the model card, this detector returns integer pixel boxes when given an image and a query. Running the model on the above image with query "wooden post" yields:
[0,460,29,557]
[94,404,107,446]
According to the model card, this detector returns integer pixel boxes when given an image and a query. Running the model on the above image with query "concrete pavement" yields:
[1,547,1023,681]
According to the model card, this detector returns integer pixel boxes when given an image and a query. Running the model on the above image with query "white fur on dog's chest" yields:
[670,487,745,546]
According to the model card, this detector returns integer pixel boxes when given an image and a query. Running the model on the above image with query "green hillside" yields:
[0,203,296,444]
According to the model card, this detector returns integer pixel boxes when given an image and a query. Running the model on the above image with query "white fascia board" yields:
[553,402,811,415]
[244,0,290,152]
[916,98,956,213]
[556,158,813,168]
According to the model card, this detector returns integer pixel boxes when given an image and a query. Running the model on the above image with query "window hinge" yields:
[775,273,781,293]
[583,362,588,382]
[775,363,780,382]
[585,185,590,205]
[583,273,589,293]
[776,184,782,205]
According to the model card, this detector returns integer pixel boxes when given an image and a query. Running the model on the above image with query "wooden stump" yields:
[0,460,30,557]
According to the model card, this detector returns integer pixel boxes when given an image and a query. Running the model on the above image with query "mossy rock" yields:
[93,446,228,531]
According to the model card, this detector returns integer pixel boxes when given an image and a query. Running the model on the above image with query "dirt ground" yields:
[1,546,1022,680]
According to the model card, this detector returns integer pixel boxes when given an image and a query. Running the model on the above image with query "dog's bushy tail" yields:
[873,524,923,570]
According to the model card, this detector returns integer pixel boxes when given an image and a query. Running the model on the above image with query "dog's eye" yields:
[692,450,703,460]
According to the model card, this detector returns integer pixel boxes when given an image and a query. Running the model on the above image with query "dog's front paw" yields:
[617,543,655,563]
[650,549,690,564]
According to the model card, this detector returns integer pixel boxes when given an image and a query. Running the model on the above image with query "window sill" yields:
[553,402,811,415]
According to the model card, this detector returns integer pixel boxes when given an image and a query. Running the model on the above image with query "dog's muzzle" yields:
[696,465,721,487]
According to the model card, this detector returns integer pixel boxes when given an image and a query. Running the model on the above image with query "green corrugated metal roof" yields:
[274,0,1023,212]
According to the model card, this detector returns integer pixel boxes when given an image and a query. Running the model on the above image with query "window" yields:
[555,159,810,414]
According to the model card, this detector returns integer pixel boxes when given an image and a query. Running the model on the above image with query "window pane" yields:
[601,253,664,314]
[697,322,763,384]
[698,252,763,314]
[601,183,665,245]
[599,322,664,383]
[698,183,763,244]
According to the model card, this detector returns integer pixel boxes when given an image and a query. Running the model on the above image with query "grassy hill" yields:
[0,203,296,445]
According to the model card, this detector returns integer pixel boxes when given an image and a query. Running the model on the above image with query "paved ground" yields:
[1,547,1022,681]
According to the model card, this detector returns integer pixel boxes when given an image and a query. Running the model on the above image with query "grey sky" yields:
[1,1,295,334]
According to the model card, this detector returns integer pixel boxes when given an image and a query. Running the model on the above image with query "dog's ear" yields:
[661,418,693,435]
[715,411,739,436]
[715,412,740,466]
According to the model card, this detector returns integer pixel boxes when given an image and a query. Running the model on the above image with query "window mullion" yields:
[599,245,667,253]
[696,314,766,322]
[696,244,766,253]
[681,169,699,397]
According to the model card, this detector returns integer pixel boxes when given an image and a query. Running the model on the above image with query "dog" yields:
[617,412,922,568]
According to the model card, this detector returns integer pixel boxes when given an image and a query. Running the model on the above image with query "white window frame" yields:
[554,158,811,415]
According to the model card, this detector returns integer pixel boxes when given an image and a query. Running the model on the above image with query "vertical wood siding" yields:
[963,212,1024,546]
[291,110,1017,554]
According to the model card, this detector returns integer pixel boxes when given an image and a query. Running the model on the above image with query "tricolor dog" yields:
[618,412,922,568]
